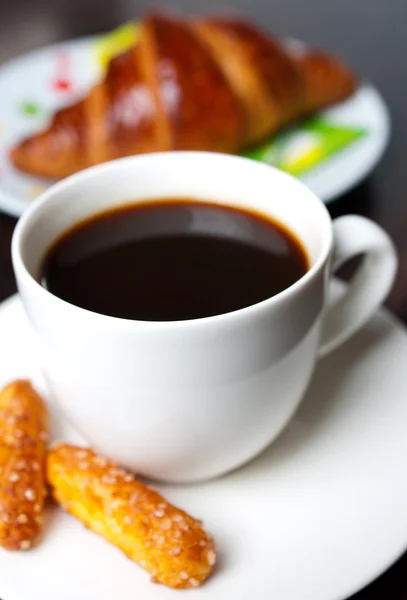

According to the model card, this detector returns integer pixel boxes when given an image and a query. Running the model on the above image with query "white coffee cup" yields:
[12,152,397,483]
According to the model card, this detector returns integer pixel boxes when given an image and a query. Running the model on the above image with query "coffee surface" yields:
[41,199,308,321]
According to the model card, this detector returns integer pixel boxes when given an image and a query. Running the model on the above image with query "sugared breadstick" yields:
[0,380,49,551]
[47,443,216,589]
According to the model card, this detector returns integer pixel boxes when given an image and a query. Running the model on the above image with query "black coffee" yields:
[40,199,308,321]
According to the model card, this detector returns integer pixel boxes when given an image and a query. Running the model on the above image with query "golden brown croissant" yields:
[11,12,357,179]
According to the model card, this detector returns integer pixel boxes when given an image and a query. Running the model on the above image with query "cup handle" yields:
[318,215,398,358]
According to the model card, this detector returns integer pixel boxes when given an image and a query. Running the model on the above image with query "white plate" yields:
[1,283,407,600]
[0,35,390,217]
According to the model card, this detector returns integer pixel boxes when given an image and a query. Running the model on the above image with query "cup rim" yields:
[12,151,333,330]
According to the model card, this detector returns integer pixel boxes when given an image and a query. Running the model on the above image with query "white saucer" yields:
[0,30,390,217]
[1,286,407,600]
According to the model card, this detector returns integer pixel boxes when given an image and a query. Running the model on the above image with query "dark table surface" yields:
[0,0,406,597]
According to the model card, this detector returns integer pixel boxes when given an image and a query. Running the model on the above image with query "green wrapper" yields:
[245,117,367,176]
